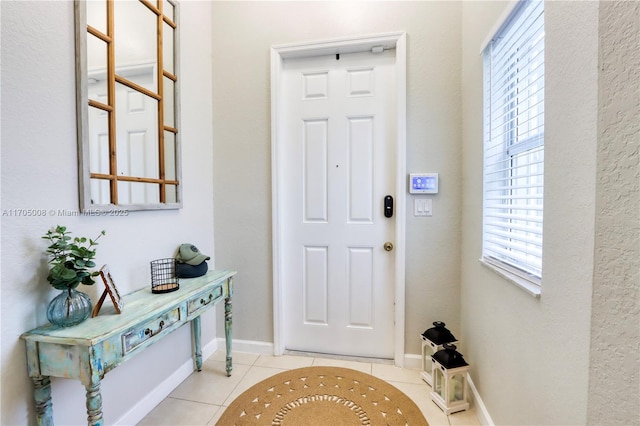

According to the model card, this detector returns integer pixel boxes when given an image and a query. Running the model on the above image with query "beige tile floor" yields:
[138,350,481,426]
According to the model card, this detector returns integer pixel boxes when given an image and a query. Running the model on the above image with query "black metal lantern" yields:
[430,343,470,414]
[421,321,458,385]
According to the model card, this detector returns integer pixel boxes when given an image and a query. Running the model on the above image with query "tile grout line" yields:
[140,351,481,426]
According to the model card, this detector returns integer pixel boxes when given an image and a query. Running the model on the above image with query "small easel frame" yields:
[92,265,124,317]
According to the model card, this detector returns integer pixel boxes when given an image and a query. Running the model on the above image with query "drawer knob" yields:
[200,294,214,305]
[144,320,165,337]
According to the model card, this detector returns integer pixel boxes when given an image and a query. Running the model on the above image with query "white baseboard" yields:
[114,338,220,426]
[115,338,274,425]
[217,337,274,355]
[467,373,495,426]
[403,352,423,370]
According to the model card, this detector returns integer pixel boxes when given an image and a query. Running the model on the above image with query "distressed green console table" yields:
[21,269,236,426]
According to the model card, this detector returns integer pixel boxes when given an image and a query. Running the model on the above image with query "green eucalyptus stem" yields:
[42,226,106,291]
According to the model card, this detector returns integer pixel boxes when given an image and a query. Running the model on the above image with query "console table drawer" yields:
[122,307,182,355]
[188,284,224,317]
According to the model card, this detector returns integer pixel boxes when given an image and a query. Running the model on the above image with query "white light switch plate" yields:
[414,198,432,216]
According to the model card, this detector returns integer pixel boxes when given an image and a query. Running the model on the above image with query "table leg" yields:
[192,315,203,371]
[85,381,103,426]
[33,376,53,426]
[224,295,233,377]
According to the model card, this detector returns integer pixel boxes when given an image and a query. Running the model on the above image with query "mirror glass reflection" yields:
[87,0,107,34]
[76,0,181,210]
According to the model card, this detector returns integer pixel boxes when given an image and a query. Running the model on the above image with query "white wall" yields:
[1,1,216,424]
[461,1,599,424]
[211,0,463,359]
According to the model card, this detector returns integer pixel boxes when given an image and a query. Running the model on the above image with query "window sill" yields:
[479,259,541,298]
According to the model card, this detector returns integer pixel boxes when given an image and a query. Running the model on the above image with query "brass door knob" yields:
[384,242,394,251]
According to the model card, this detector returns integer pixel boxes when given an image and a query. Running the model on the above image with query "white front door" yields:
[280,49,397,358]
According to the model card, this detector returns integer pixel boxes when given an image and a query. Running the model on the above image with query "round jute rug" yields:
[216,366,429,426]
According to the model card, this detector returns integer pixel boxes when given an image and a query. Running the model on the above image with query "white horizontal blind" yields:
[483,0,544,281]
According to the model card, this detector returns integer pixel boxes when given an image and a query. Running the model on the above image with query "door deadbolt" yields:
[384,242,394,252]
[384,195,394,218]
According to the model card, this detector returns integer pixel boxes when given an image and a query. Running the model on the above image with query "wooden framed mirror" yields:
[75,0,181,211]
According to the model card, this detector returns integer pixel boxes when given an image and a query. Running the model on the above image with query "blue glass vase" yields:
[47,288,92,327]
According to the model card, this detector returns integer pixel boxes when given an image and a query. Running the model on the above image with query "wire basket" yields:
[150,258,179,294]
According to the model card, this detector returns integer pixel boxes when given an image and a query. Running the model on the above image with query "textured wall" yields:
[588,1,640,424]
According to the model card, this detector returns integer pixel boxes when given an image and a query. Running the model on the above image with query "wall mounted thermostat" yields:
[409,173,439,194]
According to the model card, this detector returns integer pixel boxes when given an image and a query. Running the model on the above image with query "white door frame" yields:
[271,32,407,366]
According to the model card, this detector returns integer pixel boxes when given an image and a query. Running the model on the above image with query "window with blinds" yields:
[482,0,544,283]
